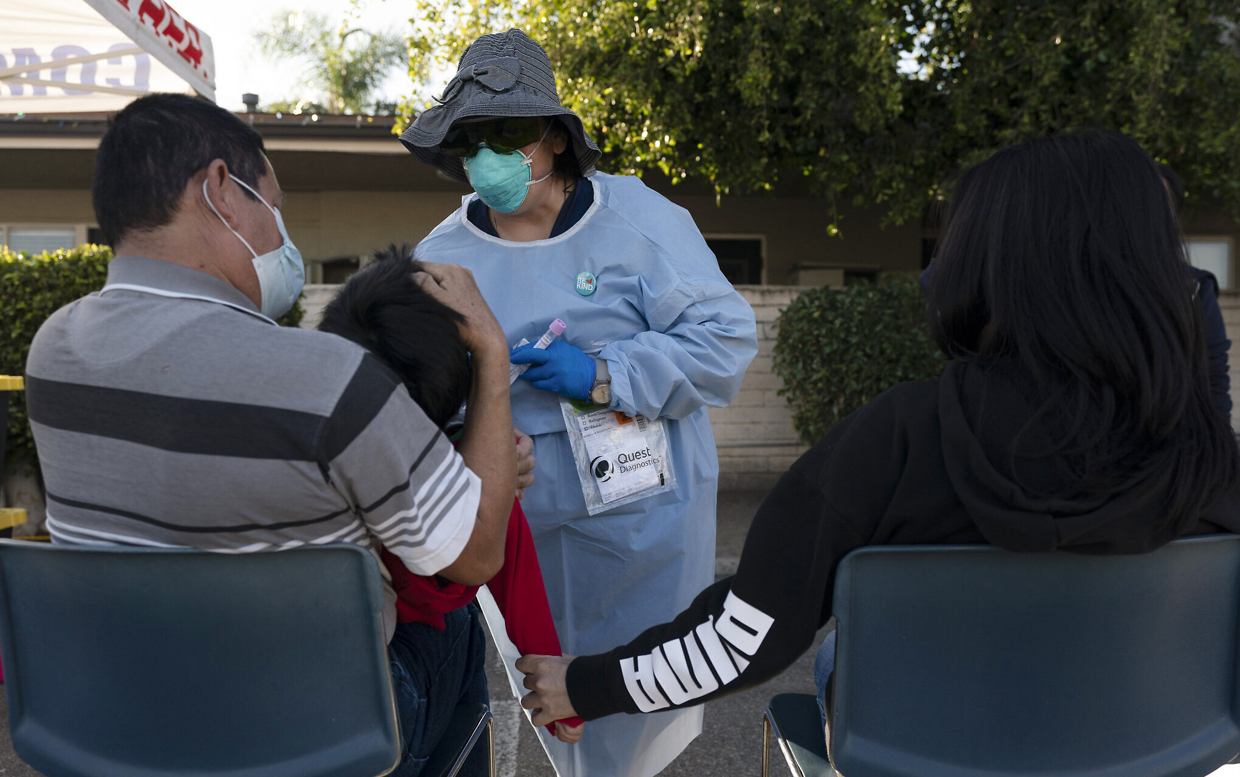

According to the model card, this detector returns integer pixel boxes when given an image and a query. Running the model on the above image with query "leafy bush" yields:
[0,245,303,463]
[773,276,945,444]
[1,245,114,462]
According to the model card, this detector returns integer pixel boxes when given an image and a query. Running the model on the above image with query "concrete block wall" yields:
[300,283,810,490]
[710,286,809,489]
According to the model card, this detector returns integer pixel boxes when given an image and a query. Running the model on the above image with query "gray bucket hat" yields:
[399,29,602,183]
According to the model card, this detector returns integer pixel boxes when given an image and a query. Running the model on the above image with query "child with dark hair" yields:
[319,246,584,742]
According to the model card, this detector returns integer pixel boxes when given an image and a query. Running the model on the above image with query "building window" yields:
[705,236,764,285]
[1187,238,1234,290]
[2,226,78,255]
[313,257,362,285]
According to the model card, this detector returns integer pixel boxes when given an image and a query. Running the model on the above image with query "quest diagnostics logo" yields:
[616,447,657,474]
[591,456,613,482]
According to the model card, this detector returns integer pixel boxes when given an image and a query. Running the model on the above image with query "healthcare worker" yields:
[399,29,758,777]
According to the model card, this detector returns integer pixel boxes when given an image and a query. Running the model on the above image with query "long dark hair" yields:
[928,131,1237,534]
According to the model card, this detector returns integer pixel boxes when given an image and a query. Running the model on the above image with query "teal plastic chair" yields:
[0,541,401,777]
[762,693,832,777]
[423,703,494,777]
[764,535,1240,777]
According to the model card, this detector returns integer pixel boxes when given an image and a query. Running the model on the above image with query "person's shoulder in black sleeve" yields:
[1188,266,1232,415]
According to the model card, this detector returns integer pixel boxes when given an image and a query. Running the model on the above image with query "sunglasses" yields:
[440,117,546,157]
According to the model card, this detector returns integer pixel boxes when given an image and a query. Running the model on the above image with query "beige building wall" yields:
[286,186,926,286]
[282,173,926,285]
[0,180,922,292]
[0,189,95,225]
[669,194,924,283]
[708,285,809,488]
[283,190,465,262]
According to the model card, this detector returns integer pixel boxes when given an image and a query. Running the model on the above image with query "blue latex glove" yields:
[510,340,596,400]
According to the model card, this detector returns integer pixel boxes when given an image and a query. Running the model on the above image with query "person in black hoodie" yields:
[514,131,1240,727]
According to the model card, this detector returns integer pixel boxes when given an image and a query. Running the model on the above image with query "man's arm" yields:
[321,355,483,580]
[415,262,516,585]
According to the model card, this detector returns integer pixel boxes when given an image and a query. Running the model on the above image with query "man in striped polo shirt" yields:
[25,93,515,776]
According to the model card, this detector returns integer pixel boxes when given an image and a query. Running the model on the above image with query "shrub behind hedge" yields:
[773,276,945,444]
[1,244,303,464]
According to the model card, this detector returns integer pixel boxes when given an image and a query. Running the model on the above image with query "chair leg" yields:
[487,715,495,777]
[761,714,771,777]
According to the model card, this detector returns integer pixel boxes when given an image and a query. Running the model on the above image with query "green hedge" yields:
[773,276,945,444]
[1,244,303,465]
[1,245,114,462]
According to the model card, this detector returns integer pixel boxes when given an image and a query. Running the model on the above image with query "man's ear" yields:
[199,159,244,228]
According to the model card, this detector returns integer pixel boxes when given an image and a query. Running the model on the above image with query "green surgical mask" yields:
[462,126,552,214]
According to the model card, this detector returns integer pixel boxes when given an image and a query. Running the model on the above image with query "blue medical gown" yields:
[415,172,758,776]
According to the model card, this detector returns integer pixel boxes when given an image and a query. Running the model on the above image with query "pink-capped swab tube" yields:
[509,318,567,384]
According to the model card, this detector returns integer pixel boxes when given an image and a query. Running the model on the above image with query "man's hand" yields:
[413,262,506,355]
[516,654,578,727]
[515,429,535,500]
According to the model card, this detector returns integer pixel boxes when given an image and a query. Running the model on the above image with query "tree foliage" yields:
[397,0,1240,224]
[903,0,1240,219]
[402,0,518,116]
[257,1,406,115]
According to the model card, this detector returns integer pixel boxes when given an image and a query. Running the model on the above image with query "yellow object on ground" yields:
[0,508,27,531]
[1,376,28,532]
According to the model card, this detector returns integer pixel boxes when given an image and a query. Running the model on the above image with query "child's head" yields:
[318,245,471,428]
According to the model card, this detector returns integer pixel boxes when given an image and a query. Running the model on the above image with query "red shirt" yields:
[380,498,584,730]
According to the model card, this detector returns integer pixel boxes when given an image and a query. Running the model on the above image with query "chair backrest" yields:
[0,541,400,777]
[829,535,1240,777]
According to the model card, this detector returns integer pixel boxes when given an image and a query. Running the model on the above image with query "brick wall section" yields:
[710,285,810,488]
[300,284,811,489]
[298,284,337,330]
[1217,291,1240,430]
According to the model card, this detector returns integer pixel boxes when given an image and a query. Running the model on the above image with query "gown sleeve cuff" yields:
[596,347,631,413]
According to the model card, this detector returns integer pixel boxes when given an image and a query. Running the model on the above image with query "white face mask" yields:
[202,175,305,319]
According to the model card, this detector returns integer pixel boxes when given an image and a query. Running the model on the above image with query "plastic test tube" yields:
[509,319,567,384]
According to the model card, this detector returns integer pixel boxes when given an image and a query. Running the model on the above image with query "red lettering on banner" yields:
[132,0,209,77]
[137,0,165,29]
[180,22,205,71]
[113,0,131,9]
[161,10,186,48]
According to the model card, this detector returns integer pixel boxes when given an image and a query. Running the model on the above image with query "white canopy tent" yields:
[0,0,216,113]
